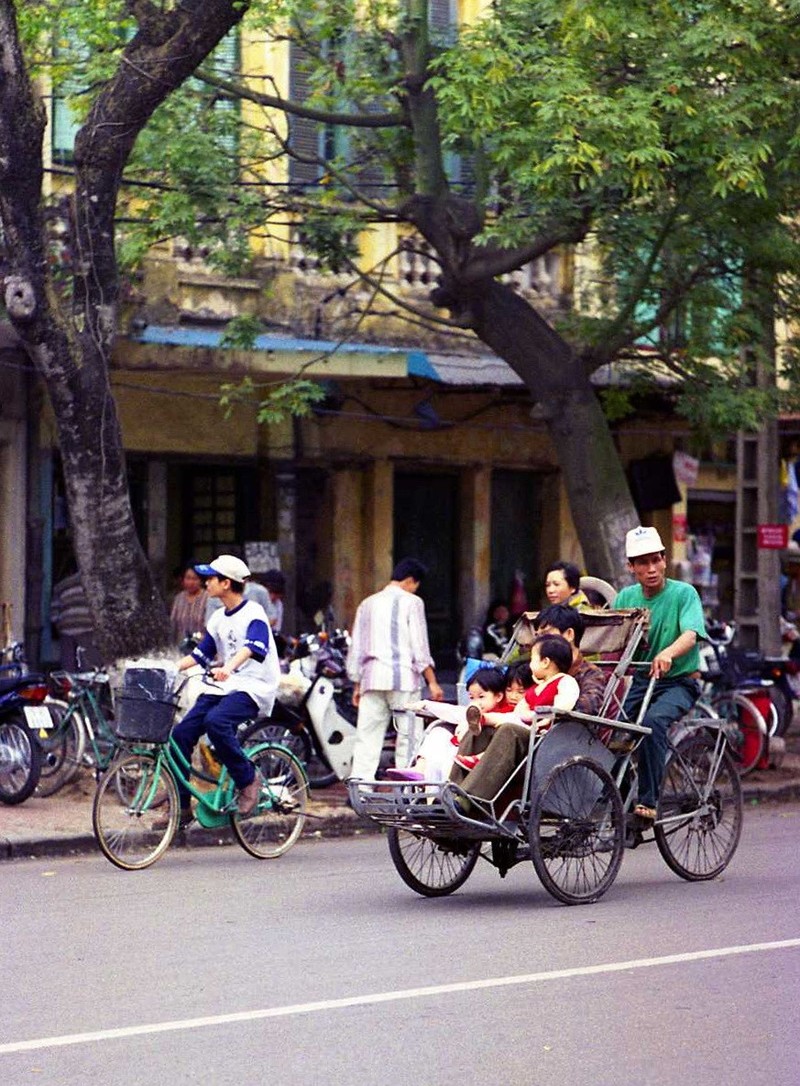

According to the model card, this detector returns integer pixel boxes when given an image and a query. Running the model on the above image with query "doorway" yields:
[393,471,459,665]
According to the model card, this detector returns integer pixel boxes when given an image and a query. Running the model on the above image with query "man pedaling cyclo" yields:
[451,526,705,822]
[613,525,706,821]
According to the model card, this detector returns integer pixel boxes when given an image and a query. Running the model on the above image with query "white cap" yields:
[194,554,251,581]
[625,526,665,559]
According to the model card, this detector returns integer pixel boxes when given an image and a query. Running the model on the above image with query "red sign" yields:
[672,513,688,543]
[757,524,789,550]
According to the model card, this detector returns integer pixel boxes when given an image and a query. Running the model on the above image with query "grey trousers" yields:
[450,722,532,800]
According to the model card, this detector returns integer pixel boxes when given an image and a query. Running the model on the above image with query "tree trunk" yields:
[0,0,248,661]
[469,279,638,580]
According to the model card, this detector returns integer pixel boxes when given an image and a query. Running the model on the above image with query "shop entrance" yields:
[393,471,459,666]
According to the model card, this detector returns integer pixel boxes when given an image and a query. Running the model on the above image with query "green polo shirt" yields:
[615,578,706,679]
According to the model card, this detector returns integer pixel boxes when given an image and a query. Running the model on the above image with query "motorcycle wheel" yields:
[769,684,793,738]
[304,735,338,790]
[0,711,42,804]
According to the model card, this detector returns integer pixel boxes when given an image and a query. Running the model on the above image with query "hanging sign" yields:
[244,541,280,572]
[672,513,688,543]
[757,524,789,550]
[673,451,700,487]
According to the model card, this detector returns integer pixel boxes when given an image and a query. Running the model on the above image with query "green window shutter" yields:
[206,29,241,156]
[289,42,323,188]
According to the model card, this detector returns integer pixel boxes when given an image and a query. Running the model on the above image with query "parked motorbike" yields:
[241,629,396,788]
[704,621,797,738]
[0,666,49,804]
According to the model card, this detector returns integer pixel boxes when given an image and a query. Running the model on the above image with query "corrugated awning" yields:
[129,324,443,381]
[124,324,537,388]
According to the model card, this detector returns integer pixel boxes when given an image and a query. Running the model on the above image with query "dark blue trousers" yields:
[623,676,700,809]
[172,692,257,808]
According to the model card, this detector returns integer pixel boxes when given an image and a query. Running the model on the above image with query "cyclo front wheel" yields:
[529,756,625,906]
[655,732,742,881]
[92,751,179,870]
[387,828,481,897]
[231,744,308,858]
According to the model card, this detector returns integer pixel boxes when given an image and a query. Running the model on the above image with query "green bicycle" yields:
[37,669,119,796]
[92,669,308,871]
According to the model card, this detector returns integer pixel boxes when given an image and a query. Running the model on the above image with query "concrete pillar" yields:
[146,460,168,585]
[459,466,491,629]
[0,420,27,645]
[331,469,363,627]
[364,460,393,593]
[275,466,298,633]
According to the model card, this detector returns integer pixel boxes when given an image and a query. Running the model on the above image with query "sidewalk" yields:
[0,775,379,862]
[2,740,800,862]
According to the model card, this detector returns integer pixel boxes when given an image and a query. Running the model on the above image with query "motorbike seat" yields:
[0,669,44,695]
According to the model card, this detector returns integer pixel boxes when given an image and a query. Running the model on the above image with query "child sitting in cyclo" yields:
[453,634,580,773]
[518,633,580,720]
[386,666,518,782]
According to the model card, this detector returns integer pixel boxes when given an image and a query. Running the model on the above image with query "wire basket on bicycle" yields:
[113,667,180,743]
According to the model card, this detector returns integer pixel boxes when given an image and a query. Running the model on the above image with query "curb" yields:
[2,783,797,863]
[0,808,381,863]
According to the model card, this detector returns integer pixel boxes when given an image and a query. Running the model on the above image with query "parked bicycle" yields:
[92,666,308,870]
[35,668,119,796]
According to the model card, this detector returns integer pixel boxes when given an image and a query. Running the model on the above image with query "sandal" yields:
[633,803,657,821]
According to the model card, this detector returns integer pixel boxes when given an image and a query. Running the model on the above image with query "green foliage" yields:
[22,0,800,442]
[295,211,361,273]
[219,374,327,423]
[219,314,265,349]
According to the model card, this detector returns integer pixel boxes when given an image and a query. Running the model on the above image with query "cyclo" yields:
[347,608,743,905]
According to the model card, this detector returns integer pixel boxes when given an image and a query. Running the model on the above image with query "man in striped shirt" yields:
[346,557,443,780]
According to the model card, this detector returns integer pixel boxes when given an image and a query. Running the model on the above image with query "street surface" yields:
[2,803,800,1085]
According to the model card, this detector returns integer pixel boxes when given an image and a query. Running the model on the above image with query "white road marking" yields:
[2,938,799,1055]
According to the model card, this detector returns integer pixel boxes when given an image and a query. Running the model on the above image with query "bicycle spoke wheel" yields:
[36,702,85,797]
[655,734,742,881]
[0,714,41,804]
[92,752,178,870]
[231,745,308,859]
[241,721,313,773]
[529,756,624,906]
[387,828,481,897]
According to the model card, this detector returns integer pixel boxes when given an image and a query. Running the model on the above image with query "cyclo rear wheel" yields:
[529,756,625,906]
[230,744,308,858]
[654,732,742,881]
[92,751,179,870]
[387,828,481,897]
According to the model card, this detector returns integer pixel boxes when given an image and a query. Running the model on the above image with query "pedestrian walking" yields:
[346,557,444,780]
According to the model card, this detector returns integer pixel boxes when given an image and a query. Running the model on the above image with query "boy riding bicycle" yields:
[172,554,280,827]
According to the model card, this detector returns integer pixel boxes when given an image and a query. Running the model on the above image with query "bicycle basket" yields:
[113,667,179,742]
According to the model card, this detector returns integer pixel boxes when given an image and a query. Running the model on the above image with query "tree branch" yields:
[195,69,405,129]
